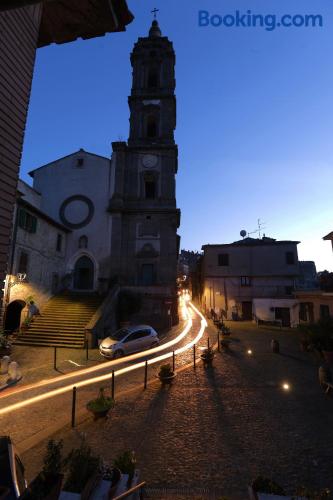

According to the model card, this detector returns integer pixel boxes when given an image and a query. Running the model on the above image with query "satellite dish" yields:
[240,230,247,238]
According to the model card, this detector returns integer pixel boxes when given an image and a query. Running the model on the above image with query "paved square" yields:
[22,321,333,498]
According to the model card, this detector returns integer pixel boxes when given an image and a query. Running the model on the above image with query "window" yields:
[299,303,308,322]
[240,276,252,287]
[285,286,293,295]
[77,158,84,167]
[141,263,154,285]
[78,235,88,249]
[144,174,156,199]
[56,233,62,252]
[320,304,330,319]
[286,251,295,265]
[18,209,37,233]
[146,115,158,138]
[218,253,229,266]
[18,251,28,274]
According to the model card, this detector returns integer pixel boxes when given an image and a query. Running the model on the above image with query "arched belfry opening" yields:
[73,256,94,290]
[147,67,159,88]
[146,114,158,138]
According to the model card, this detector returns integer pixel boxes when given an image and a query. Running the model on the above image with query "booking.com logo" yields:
[198,10,323,31]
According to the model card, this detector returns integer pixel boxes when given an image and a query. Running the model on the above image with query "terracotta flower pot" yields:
[158,372,176,385]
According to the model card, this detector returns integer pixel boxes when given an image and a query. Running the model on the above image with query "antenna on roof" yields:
[246,219,267,239]
[240,230,247,239]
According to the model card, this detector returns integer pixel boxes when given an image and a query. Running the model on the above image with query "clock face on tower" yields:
[142,154,158,168]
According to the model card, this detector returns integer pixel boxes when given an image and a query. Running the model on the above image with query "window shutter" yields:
[31,216,37,233]
[18,209,26,229]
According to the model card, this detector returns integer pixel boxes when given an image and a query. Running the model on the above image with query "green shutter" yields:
[18,209,26,229]
[31,216,37,233]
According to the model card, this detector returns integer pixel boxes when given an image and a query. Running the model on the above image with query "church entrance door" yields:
[74,256,94,290]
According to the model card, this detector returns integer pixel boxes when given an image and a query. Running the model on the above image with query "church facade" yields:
[5,20,180,331]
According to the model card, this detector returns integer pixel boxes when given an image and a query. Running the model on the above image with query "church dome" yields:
[149,20,162,38]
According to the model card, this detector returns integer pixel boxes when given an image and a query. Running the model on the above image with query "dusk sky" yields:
[20,0,333,271]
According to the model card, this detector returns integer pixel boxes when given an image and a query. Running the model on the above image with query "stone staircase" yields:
[14,293,103,348]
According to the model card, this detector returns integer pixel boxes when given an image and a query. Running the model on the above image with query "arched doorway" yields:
[5,300,26,333]
[73,256,94,290]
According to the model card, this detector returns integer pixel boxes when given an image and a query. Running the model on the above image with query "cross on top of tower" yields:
[151,8,159,19]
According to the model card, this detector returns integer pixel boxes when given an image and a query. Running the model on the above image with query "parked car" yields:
[0,436,27,499]
[99,325,160,359]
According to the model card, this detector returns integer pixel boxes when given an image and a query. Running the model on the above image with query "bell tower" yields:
[109,18,180,328]
[128,19,176,148]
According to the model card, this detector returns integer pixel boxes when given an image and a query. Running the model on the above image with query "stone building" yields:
[201,236,300,326]
[0,0,133,327]
[4,20,180,338]
[4,181,69,332]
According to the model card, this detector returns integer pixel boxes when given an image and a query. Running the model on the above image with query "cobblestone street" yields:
[16,320,333,498]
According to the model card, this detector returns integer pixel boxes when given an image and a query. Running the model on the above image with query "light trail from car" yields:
[0,295,192,400]
[0,301,207,415]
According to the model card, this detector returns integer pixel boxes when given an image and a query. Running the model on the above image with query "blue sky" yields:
[21,0,333,270]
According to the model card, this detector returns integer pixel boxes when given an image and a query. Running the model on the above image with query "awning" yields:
[0,0,134,47]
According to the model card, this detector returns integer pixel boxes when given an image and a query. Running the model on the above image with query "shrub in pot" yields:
[200,347,215,365]
[86,387,114,420]
[23,440,64,500]
[113,451,136,488]
[63,438,100,497]
[158,364,176,385]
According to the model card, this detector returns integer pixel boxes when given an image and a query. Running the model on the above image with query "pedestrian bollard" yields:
[1,356,11,375]
[7,361,21,382]
[271,339,280,354]
[111,370,115,400]
[217,332,220,352]
[71,386,77,428]
[193,344,196,369]
[85,340,89,361]
[144,360,148,389]
[54,347,57,370]
[172,351,175,372]
[207,337,210,349]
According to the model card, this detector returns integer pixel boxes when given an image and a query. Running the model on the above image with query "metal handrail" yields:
[112,481,146,500]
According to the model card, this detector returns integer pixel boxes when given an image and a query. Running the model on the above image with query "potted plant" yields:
[63,438,100,498]
[304,320,333,364]
[220,324,231,336]
[100,462,122,499]
[23,440,64,500]
[113,451,136,488]
[220,338,231,351]
[249,476,286,499]
[200,346,215,365]
[0,332,12,356]
[158,364,176,385]
[86,387,114,420]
